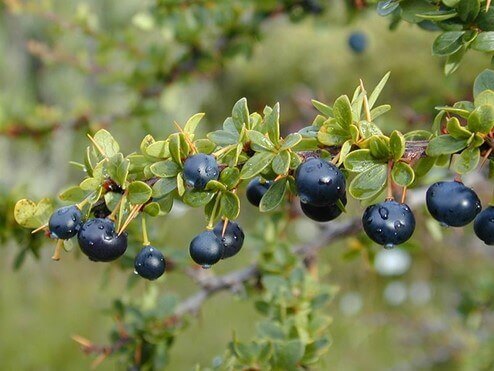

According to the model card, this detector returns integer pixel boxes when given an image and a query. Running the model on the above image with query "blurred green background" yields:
[1,1,494,370]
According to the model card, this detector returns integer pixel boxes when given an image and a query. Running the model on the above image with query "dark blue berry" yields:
[183,154,219,190]
[213,221,245,259]
[474,206,494,245]
[426,181,481,227]
[301,194,347,222]
[246,178,272,207]
[362,200,415,248]
[295,158,346,206]
[348,32,368,53]
[48,205,83,240]
[189,230,223,268]
[134,245,166,280]
[77,218,128,262]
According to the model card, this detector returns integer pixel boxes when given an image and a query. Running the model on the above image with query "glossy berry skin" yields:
[474,206,494,245]
[213,221,245,259]
[301,194,347,222]
[295,158,346,206]
[134,245,166,280]
[189,230,223,268]
[348,32,367,53]
[48,205,83,240]
[362,200,415,248]
[77,218,128,262]
[426,181,481,227]
[246,178,272,207]
[183,153,219,190]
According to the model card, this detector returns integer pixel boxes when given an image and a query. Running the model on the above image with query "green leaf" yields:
[468,105,494,134]
[240,152,276,179]
[391,162,415,187]
[474,90,494,107]
[370,104,391,120]
[349,164,387,200]
[259,178,288,212]
[257,321,285,340]
[359,120,383,138]
[232,98,249,131]
[445,45,466,75]
[152,177,177,198]
[183,190,216,207]
[143,202,160,217]
[426,135,468,156]
[104,192,121,211]
[220,191,240,219]
[150,160,181,177]
[93,129,119,157]
[472,32,494,52]
[333,95,353,129]
[344,149,380,172]
[368,72,391,109]
[311,99,333,117]
[205,180,227,192]
[432,31,465,56]
[14,198,54,229]
[474,69,494,98]
[183,112,205,135]
[247,130,275,151]
[106,154,129,187]
[80,177,100,191]
[389,131,405,161]
[194,138,215,154]
[446,117,472,139]
[414,156,437,177]
[280,133,302,150]
[272,151,291,175]
[127,181,152,204]
[457,0,480,22]
[168,133,182,165]
[59,186,88,202]
[317,120,350,146]
[274,340,305,368]
[453,147,480,174]
[264,103,281,145]
[207,130,238,146]
[177,173,185,196]
[145,140,169,158]
[220,167,240,190]
[369,136,391,160]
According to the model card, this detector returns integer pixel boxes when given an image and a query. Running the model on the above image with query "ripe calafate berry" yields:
[295,158,346,206]
[474,206,494,245]
[189,230,223,268]
[48,205,83,239]
[134,245,166,280]
[183,153,219,190]
[246,178,272,207]
[77,218,128,262]
[213,220,245,259]
[348,32,367,53]
[362,200,415,248]
[426,181,481,227]
[301,194,347,222]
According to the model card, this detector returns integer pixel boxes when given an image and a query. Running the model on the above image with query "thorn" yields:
[118,204,141,235]
[174,121,198,154]
[51,239,63,261]
[401,186,407,204]
[87,134,107,159]
[91,353,108,369]
[487,0,491,12]
[480,148,492,169]
[72,334,93,348]
[221,218,228,237]
[360,79,372,122]
[32,223,48,234]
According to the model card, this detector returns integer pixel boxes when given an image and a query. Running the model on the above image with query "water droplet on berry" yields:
[384,243,395,249]
[440,222,449,228]
[379,207,389,220]
[98,225,104,230]
[133,269,138,275]
[376,228,383,234]
[394,221,403,229]
[202,264,211,269]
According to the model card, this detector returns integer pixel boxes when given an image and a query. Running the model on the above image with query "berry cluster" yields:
[47,206,165,280]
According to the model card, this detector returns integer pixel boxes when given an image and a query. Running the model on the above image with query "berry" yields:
[348,32,368,53]
[183,153,219,190]
[213,221,245,259]
[295,158,346,206]
[134,245,166,280]
[77,218,128,262]
[189,230,223,268]
[474,206,494,245]
[48,205,83,240]
[246,178,272,207]
[301,194,347,222]
[426,181,481,227]
[362,200,415,248]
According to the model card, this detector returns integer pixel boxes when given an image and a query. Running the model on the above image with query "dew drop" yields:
[384,243,395,249]
[98,225,104,230]
[440,222,450,228]
[202,264,212,269]
[379,207,389,220]
[133,269,138,275]
[394,221,403,229]
[490,218,494,223]
[376,228,383,234]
